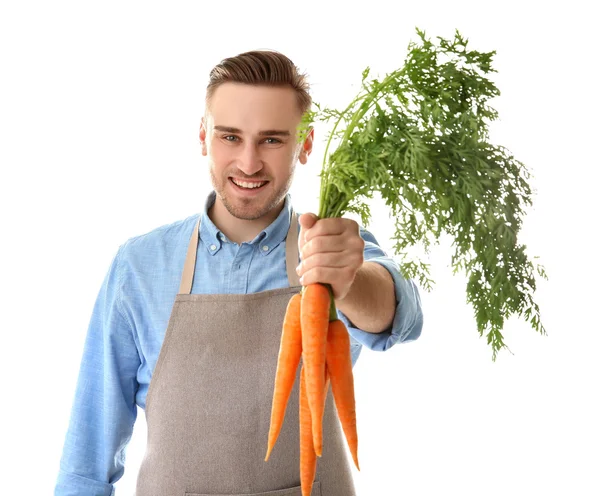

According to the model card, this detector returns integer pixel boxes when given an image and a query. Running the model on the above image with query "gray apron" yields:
[135,210,356,496]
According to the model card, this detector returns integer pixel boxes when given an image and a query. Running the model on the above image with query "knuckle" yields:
[312,267,324,281]
[312,237,324,252]
[301,257,311,271]
[344,219,359,234]
[355,250,364,264]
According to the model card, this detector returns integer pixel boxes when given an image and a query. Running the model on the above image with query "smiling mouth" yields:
[229,178,269,189]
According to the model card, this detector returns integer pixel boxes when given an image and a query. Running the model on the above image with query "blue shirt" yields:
[55,191,423,496]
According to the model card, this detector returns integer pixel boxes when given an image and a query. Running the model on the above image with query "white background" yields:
[1,1,599,494]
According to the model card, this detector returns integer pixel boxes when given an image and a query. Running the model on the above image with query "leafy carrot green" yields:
[304,27,547,360]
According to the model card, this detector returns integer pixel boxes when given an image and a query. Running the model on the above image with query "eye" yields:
[223,135,239,142]
[263,137,282,145]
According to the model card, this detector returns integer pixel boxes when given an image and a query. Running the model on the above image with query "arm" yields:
[297,214,423,353]
[338,238,424,352]
[55,244,141,496]
[334,261,396,334]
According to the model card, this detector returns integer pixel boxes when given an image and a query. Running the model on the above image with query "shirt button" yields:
[262,245,269,252]
[210,244,217,251]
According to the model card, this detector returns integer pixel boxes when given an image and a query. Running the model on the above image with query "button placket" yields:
[228,243,252,293]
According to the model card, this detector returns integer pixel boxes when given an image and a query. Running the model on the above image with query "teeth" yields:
[232,179,266,189]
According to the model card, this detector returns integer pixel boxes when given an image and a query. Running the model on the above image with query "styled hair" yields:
[205,50,311,115]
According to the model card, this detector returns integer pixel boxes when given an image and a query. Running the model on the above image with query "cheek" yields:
[209,140,231,164]
[274,146,298,167]
[210,144,241,176]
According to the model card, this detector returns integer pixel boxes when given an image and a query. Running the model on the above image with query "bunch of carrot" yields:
[265,283,359,495]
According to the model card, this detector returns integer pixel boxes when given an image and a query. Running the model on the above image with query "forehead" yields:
[207,82,302,132]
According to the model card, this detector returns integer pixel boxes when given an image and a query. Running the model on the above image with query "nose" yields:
[237,142,263,176]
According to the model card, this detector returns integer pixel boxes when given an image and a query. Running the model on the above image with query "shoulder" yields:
[118,212,201,267]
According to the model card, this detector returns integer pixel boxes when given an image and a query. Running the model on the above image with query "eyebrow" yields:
[213,125,291,137]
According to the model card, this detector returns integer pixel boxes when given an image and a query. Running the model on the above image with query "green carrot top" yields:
[297,28,547,360]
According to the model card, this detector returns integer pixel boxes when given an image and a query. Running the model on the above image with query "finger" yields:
[301,236,348,260]
[297,252,351,276]
[299,266,355,292]
[302,234,365,262]
[304,218,360,243]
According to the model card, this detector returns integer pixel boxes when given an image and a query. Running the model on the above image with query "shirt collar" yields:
[199,190,293,256]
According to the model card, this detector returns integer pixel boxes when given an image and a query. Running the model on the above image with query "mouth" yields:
[229,177,269,192]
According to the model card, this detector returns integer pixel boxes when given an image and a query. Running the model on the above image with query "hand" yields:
[296,213,365,301]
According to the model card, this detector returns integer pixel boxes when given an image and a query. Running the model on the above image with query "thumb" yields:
[298,213,319,252]
[298,212,319,230]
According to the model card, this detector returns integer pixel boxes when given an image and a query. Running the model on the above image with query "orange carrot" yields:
[299,364,316,496]
[265,292,303,462]
[326,318,360,471]
[300,283,330,457]
[300,363,331,496]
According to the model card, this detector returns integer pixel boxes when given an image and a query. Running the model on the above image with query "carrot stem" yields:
[325,283,337,322]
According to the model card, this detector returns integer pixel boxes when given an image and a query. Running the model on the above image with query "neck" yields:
[208,197,285,244]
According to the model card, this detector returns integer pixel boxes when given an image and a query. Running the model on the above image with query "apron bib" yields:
[135,210,356,496]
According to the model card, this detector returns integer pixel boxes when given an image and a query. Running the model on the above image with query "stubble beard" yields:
[209,166,294,221]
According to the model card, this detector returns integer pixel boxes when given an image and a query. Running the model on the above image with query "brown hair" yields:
[205,50,311,115]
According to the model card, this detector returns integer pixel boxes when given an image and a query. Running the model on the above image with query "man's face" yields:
[200,82,312,221]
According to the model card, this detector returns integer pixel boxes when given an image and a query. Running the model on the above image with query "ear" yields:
[199,117,207,156]
[298,127,314,165]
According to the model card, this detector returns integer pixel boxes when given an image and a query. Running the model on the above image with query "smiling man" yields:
[54,50,424,496]
[201,83,304,241]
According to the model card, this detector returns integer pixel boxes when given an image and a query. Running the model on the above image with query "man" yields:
[55,50,423,495]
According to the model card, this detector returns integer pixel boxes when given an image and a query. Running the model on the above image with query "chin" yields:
[224,195,284,221]
[227,203,272,221]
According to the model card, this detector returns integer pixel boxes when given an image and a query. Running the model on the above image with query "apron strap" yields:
[179,215,201,295]
[178,206,301,295]
[285,209,301,287]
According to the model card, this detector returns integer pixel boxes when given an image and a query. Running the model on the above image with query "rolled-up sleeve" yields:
[55,243,141,496]
[338,227,424,353]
